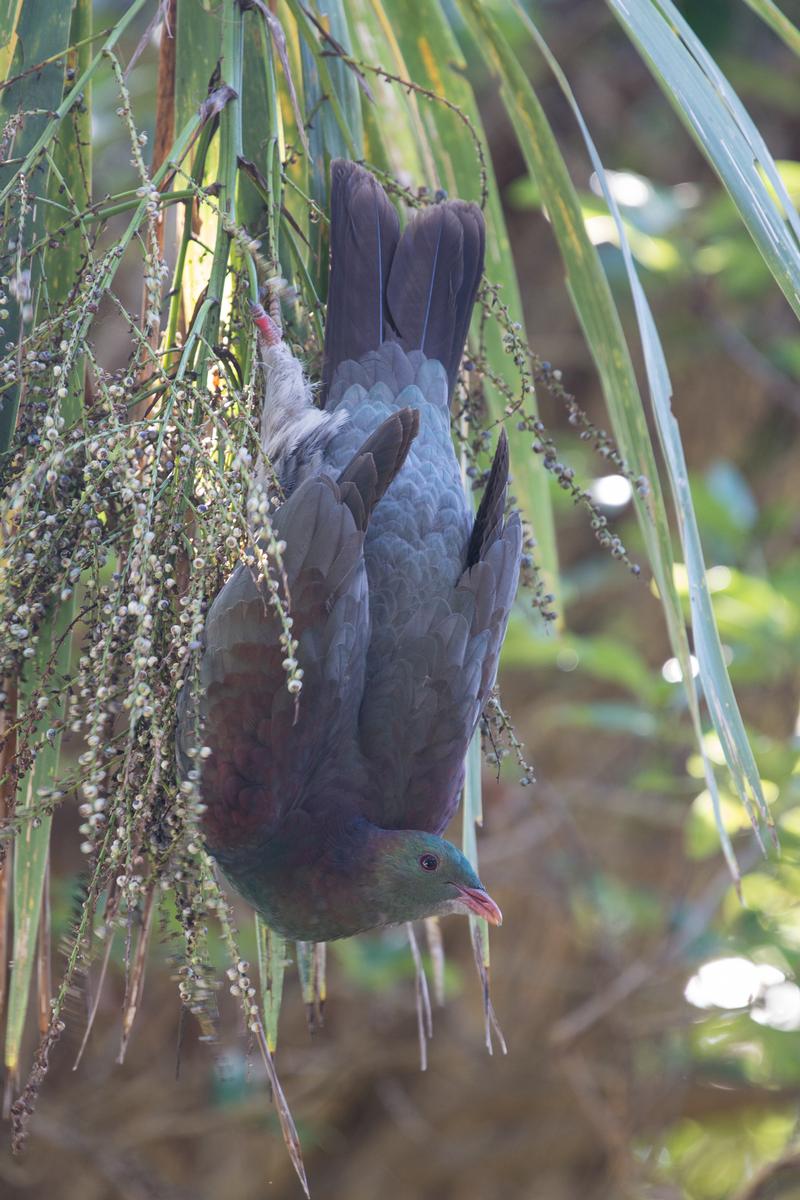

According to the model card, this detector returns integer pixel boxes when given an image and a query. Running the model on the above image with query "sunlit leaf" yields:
[608,0,800,322]
[509,3,772,872]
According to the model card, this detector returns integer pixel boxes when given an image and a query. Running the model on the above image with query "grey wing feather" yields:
[358,434,522,834]
[175,411,421,852]
[176,475,370,855]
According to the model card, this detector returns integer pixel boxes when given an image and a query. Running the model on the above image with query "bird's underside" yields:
[176,160,521,941]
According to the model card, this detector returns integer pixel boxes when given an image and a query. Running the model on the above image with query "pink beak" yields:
[452,884,503,927]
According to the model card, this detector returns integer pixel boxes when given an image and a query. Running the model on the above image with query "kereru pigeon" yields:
[176,161,521,942]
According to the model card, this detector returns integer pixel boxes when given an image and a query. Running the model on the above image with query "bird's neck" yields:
[213,818,421,942]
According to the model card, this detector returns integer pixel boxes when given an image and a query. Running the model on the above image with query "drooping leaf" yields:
[4,0,91,1081]
[256,916,287,1053]
[0,0,73,451]
[608,0,800,321]
[516,6,771,862]
[741,0,800,55]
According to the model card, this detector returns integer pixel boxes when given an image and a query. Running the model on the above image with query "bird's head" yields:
[366,828,502,929]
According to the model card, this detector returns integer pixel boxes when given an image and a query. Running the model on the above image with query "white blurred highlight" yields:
[661,655,699,683]
[590,169,651,207]
[685,958,784,1010]
[686,958,800,1031]
[707,565,732,591]
[590,474,633,509]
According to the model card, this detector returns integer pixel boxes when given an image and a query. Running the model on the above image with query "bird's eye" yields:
[420,853,440,872]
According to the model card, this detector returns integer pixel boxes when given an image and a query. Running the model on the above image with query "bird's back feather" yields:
[317,164,519,835]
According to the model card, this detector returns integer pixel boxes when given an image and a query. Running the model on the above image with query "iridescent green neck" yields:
[213,819,461,942]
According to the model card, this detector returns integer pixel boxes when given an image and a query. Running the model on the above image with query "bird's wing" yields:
[358,432,522,835]
[176,411,418,855]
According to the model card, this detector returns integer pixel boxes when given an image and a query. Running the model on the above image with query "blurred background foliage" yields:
[1,0,800,1198]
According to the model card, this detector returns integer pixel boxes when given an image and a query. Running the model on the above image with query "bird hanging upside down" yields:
[177,161,521,943]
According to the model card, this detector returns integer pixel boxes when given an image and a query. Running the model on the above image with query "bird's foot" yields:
[250,300,282,347]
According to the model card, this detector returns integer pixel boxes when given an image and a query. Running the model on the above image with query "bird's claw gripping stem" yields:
[250,300,282,347]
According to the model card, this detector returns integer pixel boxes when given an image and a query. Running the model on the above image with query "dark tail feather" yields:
[337,408,420,530]
[465,429,509,568]
[322,160,401,399]
[386,199,485,397]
